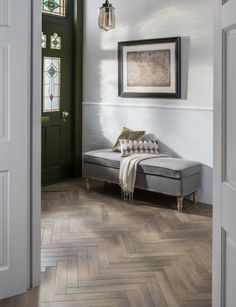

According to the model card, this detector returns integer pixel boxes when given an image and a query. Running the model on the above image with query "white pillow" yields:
[120,139,159,157]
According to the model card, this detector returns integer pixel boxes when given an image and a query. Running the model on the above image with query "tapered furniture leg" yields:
[177,197,184,212]
[85,178,90,191]
[192,191,197,204]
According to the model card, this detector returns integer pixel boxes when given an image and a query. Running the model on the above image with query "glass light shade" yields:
[98,0,115,31]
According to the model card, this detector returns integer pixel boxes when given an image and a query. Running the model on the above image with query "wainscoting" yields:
[82,103,213,204]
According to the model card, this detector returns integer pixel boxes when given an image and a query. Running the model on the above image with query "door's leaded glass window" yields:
[43,57,61,112]
[41,32,47,48]
[51,33,62,50]
[42,0,66,17]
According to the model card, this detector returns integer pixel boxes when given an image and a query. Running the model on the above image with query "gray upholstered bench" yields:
[82,149,201,212]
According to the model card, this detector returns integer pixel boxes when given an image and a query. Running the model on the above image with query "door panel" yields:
[0,45,8,139]
[225,28,236,188]
[225,237,236,307]
[222,184,236,242]
[42,127,47,171]
[0,0,9,26]
[0,172,8,269]
[48,125,61,167]
[42,20,73,185]
[0,0,30,299]
[214,0,236,306]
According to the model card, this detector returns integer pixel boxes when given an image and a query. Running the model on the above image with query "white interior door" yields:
[0,0,31,299]
[213,0,236,306]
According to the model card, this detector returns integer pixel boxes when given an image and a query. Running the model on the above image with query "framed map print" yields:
[118,37,181,98]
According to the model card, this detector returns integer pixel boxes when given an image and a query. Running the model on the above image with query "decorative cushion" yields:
[112,127,146,152]
[120,140,159,157]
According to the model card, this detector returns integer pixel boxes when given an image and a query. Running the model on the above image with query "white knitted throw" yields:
[119,154,165,200]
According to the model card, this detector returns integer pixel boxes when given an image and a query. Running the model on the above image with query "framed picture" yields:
[118,37,181,98]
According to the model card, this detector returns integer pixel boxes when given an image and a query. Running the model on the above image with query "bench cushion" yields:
[83,149,201,179]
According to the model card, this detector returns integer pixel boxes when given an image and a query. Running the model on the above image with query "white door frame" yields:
[213,1,222,305]
[30,0,42,288]
[30,0,229,305]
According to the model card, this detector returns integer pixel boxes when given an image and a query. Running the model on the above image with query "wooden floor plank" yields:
[0,179,212,307]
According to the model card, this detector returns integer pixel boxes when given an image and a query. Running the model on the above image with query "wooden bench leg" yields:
[192,191,197,204]
[85,178,91,191]
[177,197,184,212]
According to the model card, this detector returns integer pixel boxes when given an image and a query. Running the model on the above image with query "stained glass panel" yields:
[51,33,62,50]
[43,57,61,112]
[41,32,47,48]
[42,0,66,17]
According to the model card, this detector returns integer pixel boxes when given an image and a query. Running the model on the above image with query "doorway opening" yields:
[41,0,83,186]
[39,1,213,306]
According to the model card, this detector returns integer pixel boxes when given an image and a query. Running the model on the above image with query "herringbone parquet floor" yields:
[0,179,212,307]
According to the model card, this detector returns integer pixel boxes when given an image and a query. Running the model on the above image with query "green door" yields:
[41,3,74,185]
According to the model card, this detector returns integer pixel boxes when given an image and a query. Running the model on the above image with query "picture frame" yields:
[118,37,181,98]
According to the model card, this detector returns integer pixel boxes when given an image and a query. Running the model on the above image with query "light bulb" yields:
[98,0,116,31]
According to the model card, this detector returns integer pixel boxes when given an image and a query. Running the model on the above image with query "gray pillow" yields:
[142,133,159,141]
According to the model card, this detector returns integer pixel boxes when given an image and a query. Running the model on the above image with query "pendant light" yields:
[98,0,116,31]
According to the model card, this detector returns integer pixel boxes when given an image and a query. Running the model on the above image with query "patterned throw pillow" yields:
[112,127,146,152]
[120,139,159,157]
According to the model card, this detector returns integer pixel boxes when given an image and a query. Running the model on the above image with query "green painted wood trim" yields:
[73,0,83,177]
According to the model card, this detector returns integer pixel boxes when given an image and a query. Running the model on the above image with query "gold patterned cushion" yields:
[112,127,146,152]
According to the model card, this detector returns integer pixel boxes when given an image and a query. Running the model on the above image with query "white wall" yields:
[83,0,213,204]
